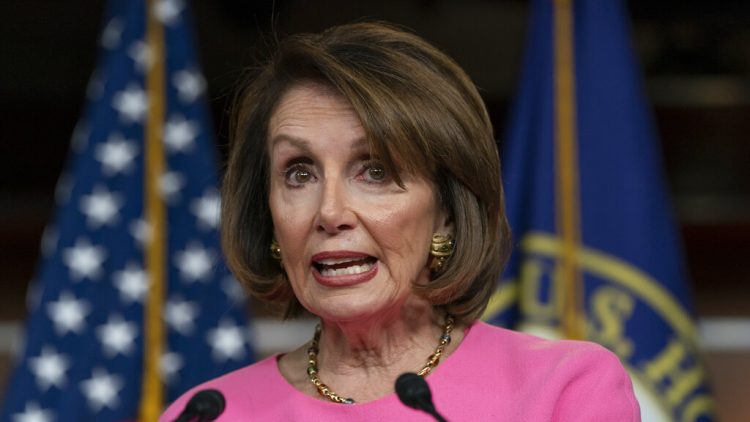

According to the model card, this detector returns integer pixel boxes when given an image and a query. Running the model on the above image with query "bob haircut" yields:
[222,21,511,323]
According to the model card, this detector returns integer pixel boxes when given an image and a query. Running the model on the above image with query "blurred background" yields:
[1,0,748,420]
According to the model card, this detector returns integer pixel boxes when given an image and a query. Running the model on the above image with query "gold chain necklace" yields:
[306,314,455,404]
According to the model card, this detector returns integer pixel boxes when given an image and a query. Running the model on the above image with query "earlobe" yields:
[435,208,454,237]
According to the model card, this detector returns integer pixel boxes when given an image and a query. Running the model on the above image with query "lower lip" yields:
[311,261,379,288]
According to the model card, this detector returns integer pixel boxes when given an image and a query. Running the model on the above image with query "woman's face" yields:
[267,84,449,322]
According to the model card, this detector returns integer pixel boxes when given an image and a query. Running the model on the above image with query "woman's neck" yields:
[317,303,444,374]
[293,301,463,403]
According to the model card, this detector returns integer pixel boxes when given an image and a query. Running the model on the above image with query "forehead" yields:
[268,84,363,142]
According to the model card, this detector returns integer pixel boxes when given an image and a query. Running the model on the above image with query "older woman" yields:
[161,22,640,421]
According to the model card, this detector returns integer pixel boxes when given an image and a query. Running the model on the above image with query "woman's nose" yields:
[316,179,356,234]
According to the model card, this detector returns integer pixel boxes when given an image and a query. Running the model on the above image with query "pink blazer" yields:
[161,321,640,421]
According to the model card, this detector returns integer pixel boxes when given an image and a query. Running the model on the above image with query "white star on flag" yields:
[173,242,215,282]
[79,186,123,228]
[159,171,185,202]
[28,346,70,391]
[95,133,139,175]
[54,173,73,205]
[113,262,149,303]
[46,291,91,335]
[25,281,43,314]
[190,189,220,230]
[221,276,246,305]
[96,315,138,357]
[164,297,199,335]
[62,238,107,280]
[163,114,199,153]
[40,225,58,258]
[80,368,123,412]
[172,68,206,103]
[112,84,148,123]
[100,17,123,49]
[11,402,53,422]
[86,69,105,101]
[70,121,90,153]
[160,352,184,383]
[206,319,247,362]
[153,0,184,25]
[129,218,152,247]
[128,40,154,72]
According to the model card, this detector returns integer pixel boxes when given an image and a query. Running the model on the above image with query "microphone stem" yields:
[423,403,448,422]
[429,410,448,422]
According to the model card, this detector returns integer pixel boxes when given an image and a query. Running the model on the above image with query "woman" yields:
[161,22,640,421]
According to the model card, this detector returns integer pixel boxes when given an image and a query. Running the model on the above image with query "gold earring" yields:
[270,239,282,261]
[430,233,454,271]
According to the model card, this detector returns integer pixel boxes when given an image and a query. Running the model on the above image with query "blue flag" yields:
[483,0,715,420]
[1,1,253,420]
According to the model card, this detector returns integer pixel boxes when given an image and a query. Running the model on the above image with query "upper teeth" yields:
[316,257,362,265]
[320,262,373,276]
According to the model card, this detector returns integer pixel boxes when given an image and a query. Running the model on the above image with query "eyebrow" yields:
[269,134,369,151]
[269,134,310,151]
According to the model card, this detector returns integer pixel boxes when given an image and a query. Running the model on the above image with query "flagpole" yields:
[140,0,167,418]
[553,0,585,340]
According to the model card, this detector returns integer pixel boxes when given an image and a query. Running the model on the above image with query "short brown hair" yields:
[222,22,511,323]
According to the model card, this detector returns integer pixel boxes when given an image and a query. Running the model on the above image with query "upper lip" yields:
[310,251,373,264]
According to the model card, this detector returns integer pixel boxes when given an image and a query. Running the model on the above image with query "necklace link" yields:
[306,314,455,404]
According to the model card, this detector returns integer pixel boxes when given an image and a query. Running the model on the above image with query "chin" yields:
[304,293,398,324]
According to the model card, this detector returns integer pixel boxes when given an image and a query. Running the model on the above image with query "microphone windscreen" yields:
[395,372,432,411]
[186,389,226,420]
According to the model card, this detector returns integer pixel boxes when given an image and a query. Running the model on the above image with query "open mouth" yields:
[312,256,378,277]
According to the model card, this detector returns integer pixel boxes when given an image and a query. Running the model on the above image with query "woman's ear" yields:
[434,207,454,237]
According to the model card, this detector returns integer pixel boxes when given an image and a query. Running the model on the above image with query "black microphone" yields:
[173,389,226,422]
[395,372,448,422]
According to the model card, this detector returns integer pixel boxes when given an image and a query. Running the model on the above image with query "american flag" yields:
[1,0,253,420]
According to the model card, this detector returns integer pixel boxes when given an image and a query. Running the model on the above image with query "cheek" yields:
[269,180,317,229]
[270,212,311,289]
[269,188,314,259]
[365,196,439,262]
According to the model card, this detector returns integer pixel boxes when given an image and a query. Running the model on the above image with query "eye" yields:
[292,168,312,183]
[361,161,388,184]
[284,163,315,187]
